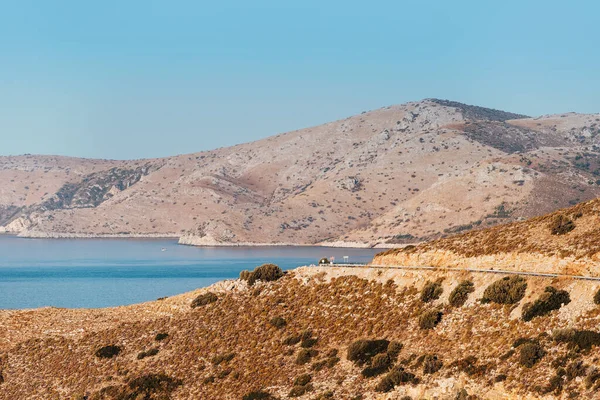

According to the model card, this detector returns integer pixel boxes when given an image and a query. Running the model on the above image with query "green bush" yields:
[120,374,182,399]
[269,316,286,329]
[420,280,443,303]
[137,348,159,360]
[155,332,169,341]
[289,384,313,397]
[448,356,487,377]
[95,345,121,359]
[313,391,334,399]
[481,276,527,304]
[519,342,545,368]
[374,366,418,393]
[522,287,570,321]
[242,390,275,400]
[361,353,393,377]
[293,374,311,386]
[553,329,600,351]
[423,354,443,374]
[283,334,302,346]
[594,288,600,305]
[448,281,475,307]
[240,264,284,286]
[296,349,319,365]
[387,341,403,358]
[191,292,218,308]
[419,310,442,330]
[347,339,389,366]
[211,352,235,365]
[550,215,575,235]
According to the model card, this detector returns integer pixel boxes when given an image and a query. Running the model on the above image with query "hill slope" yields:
[2,99,600,246]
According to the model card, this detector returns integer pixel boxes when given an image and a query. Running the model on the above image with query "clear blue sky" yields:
[1,0,598,160]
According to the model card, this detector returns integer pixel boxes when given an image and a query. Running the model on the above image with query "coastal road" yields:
[320,263,600,282]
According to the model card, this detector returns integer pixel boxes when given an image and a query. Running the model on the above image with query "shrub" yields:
[550,215,575,235]
[553,329,600,351]
[449,356,487,377]
[289,384,313,397]
[313,391,334,399]
[137,348,159,360]
[283,334,302,346]
[242,390,275,400]
[419,310,442,330]
[191,292,218,308]
[347,339,389,366]
[420,280,443,303]
[125,374,182,399]
[95,345,121,359]
[481,276,527,304]
[211,352,235,365]
[448,281,475,307]
[241,264,284,286]
[375,366,418,393]
[513,337,539,348]
[585,369,600,389]
[387,341,403,358]
[519,342,545,368]
[269,316,286,329]
[296,349,318,365]
[566,360,587,380]
[522,286,571,321]
[361,353,393,377]
[594,288,600,305]
[293,374,311,386]
[155,332,169,341]
[423,354,443,374]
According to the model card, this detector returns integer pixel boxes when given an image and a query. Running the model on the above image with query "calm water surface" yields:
[0,236,379,309]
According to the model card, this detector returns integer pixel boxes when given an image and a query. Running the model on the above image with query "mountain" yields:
[2,99,600,246]
[4,205,600,398]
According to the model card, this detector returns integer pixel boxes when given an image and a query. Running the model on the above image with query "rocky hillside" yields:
[2,99,600,245]
[2,263,600,399]
[374,197,600,276]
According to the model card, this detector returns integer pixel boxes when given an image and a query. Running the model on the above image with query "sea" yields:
[0,236,379,309]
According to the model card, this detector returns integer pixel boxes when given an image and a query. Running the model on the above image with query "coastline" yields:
[2,230,402,249]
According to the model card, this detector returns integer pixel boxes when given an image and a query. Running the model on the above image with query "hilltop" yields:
[1,99,600,246]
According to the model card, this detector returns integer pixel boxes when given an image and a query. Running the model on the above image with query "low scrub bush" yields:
[594,288,600,305]
[289,384,313,397]
[420,280,443,303]
[242,390,275,400]
[387,341,403,358]
[283,334,302,346]
[240,264,284,286]
[155,332,168,341]
[449,281,475,307]
[522,286,570,321]
[513,337,539,348]
[124,374,182,399]
[375,366,418,393]
[293,374,311,386]
[95,345,121,359]
[448,356,488,377]
[137,348,159,360]
[269,316,286,329]
[553,329,600,351]
[296,349,318,365]
[191,292,218,308]
[423,354,443,374]
[361,353,393,377]
[313,391,334,399]
[347,339,389,366]
[211,352,235,366]
[419,310,442,330]
[550,215,575,235]
[519,342,545,368]
[481,276,527,304]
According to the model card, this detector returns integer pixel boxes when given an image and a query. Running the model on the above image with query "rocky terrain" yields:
[1,99,600,246]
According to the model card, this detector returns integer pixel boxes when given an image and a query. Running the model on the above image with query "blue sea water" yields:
[0,236,379,309]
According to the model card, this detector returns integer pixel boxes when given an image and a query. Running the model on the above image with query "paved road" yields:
[319,263,600,282]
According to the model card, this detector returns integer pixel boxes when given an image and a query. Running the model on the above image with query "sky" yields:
[0,0,599,160]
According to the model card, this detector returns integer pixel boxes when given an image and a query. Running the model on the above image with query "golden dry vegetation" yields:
[2,265,600,399]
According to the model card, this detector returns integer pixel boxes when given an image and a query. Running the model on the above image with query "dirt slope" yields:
[2,99,600,246]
